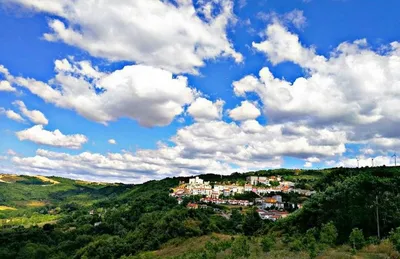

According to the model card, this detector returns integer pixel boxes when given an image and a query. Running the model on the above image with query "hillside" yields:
[0,167,400,258]
[0,174,132,227]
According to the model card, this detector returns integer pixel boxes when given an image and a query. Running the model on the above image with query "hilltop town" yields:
[170,175,316,221]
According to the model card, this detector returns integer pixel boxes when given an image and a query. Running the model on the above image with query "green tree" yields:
[270,181,280,187]
[242,209,262,236]
[17,243,50,259]
[320,221,338,246]
[349,228,365,250]
[230,209,243,233]
[260,236,274,252]
[231,236,250,258]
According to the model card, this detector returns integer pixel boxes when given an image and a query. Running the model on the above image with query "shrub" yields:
[320,221,338,247]
[231,236,250,258]
[260,236,274,252]
[349,228,365,250]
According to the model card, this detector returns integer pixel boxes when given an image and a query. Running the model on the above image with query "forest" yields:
[0,167,400,258]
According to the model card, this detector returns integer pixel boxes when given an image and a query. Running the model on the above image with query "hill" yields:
[0,167,400,258]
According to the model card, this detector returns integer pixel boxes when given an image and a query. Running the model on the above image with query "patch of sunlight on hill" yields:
[35,176,60,184]
[0,206,17,211]
[26,201,46,207]
[0,174,24,183]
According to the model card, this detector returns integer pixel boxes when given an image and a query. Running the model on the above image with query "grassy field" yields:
[0,174,131,228]
[0,214,60,227]
[134,235,400,259]
[155,234,233,258]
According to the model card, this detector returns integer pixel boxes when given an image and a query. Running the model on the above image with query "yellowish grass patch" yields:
[35,176,60,184]
[0,174,24,183]
[0,206,17,211]
[26,201,46,207]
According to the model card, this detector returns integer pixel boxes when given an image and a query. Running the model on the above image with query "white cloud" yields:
[13,100,48,125]
[5,0,242,74]
[9,119,348,183]
[8,59,195,127]
[0,80,16,92]
[306,157,320,163]
[256,10,307,30]
[108,139,117,145]
[282,10,307,29]
[16,125,88,149]
[187,97,224,122]
[234,22,400,152]
[338,156,395,168]
[252,22,318,66]
[229,101,261,121]
[0,108,25,122]
[304,161,312,168]
[238,0,247,8]
[304,156,320,168]
[7,149,17,156]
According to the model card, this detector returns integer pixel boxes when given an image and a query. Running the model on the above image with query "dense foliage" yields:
[0,166,400,258]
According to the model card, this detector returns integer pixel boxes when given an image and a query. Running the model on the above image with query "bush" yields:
[320,221,338,247]
[231,236,250,258]
[349,228,365,250]
[289,238,303,252]
[389,227,400,251]
[304,228,318,258]
[261,236,274,252]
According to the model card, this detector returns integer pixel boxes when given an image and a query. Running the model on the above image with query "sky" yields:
[0,0,400,183]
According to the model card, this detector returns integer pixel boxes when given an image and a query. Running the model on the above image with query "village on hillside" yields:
[170,175,316,221]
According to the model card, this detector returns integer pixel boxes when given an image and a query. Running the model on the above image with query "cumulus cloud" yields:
[0,80,16,92]
[303,156,320,168]
[7,149,17,156]
[0,108,25,122]
[256,9,307,29]
[9,119,348,183]
[234,22,400,152]
[338,155,395,168]
[304,162,312,168]
[108,139,117,145]
[5,0,242,74]
[7,59,195,127]
[187,97,224,121]
[16,125,88,149]
[13,100,48,125]
[229,101,261,121]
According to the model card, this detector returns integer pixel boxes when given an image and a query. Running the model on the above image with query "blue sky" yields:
[0,0,399,183]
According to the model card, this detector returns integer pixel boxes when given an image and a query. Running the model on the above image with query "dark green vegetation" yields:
[1,166,400,258]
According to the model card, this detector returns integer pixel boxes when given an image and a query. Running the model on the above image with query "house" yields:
[187,203,198,209]
[189,177,203,185]
[263,197,284,209]
[247,176,259,185]
[258,177,268,185]
[272,195,282,203]
[199,204,208,209]
[244,184,253,192]
[257,209,269,220]
[257,210,289,221]
[211,191,220,199]
[223,189,231,197]
[280,181,295,188]
[177,197,183,205]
